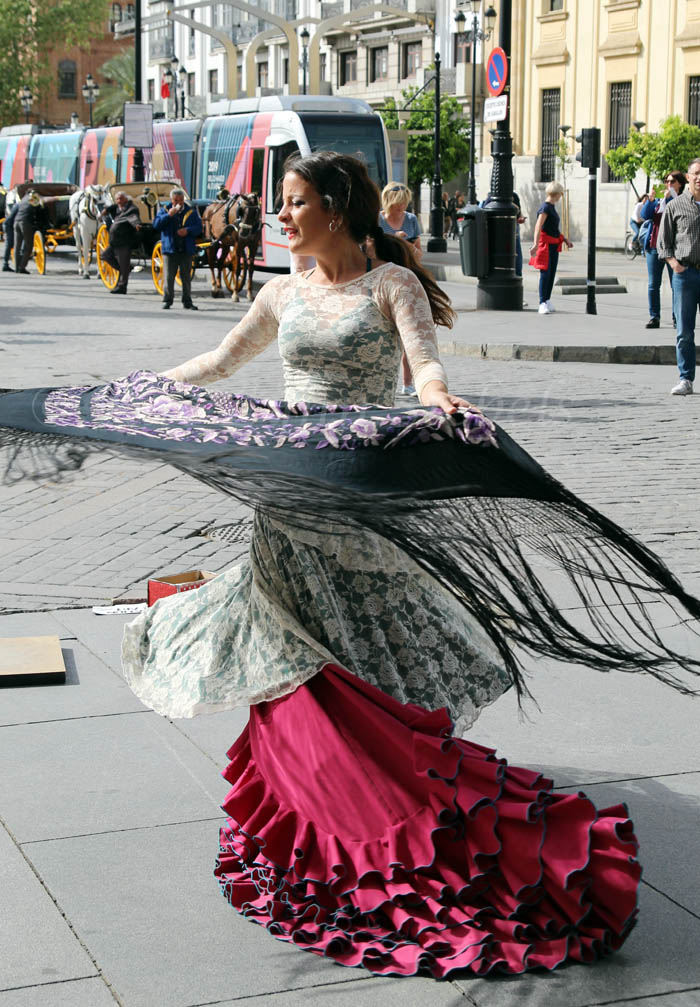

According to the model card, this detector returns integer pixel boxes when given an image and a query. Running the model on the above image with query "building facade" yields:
[130,1,700,246]
[36,2,131,129]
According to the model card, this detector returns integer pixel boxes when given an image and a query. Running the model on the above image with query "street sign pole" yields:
[477,0,522,311]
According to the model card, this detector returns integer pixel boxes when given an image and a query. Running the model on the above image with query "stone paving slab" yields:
[604,994,700,1007]
[0,979,116,1007]
[0,640,145,727]
[173,707,249,767]
[575,772,700,918]
[458,884,700,1007]
[51,610,140,675]
[216,975,467,1006]
[24,820,377,1007]
[0,713,224,843]
[0,826,97,993]
[468,658,700,788]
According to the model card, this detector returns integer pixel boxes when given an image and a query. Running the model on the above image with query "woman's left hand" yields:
[421,388,482,415]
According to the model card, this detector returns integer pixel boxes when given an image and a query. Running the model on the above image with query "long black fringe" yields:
[2,422,700,703]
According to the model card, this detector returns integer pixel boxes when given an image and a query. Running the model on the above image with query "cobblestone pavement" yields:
[0,263,698,613]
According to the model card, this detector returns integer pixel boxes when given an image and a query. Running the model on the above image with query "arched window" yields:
[58,59,77,98]
[110,3,122,32]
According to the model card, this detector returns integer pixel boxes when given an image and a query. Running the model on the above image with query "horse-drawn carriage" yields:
[7,182,78,273]
[95,182,263,301]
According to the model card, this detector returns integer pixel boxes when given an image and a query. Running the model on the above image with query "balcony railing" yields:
[321,1,344,16]
[149,26,175,61]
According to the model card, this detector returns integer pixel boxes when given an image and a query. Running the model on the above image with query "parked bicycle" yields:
[624,229,642,260]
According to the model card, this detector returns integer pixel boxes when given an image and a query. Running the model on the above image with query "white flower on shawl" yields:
[349,418,380,445]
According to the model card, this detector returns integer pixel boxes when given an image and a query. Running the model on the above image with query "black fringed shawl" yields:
[1,370,699,701]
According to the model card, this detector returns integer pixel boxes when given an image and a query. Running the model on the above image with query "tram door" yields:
[263,139,299,269]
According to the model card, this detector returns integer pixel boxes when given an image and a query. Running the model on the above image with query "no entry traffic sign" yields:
[485,47,508,97]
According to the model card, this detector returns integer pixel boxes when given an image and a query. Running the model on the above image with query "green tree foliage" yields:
[605,115,700,193]
[0,0,110,126]
[94,47,135,125]
[380,86,471,196]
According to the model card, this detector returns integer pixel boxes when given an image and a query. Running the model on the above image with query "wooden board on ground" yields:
[0,636,66,686]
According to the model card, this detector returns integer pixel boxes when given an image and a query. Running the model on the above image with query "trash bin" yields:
[458,206,488,277]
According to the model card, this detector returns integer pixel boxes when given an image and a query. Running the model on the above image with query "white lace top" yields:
[167,262,448,406]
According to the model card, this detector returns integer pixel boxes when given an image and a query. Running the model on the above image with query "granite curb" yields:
[437,340,677,365]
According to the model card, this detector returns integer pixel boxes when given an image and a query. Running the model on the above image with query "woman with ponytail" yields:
[18,147,700,980]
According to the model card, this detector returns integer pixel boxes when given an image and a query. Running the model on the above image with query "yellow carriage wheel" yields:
[96,224,119,290]
[151,241,165,295]
[33,231,46,275]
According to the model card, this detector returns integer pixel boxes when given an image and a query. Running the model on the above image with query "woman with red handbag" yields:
[529,180,573,314]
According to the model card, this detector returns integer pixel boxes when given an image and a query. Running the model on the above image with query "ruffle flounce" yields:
[214,664,640,977]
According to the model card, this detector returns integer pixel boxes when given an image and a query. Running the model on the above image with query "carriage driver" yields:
[153,187,203,310]
[100,191,142,294]
[13,191,49,275]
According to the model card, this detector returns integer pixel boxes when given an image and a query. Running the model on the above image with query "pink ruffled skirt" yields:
[214,664,640,977]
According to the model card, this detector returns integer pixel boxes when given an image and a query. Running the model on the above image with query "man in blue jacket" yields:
[153,187,203,310]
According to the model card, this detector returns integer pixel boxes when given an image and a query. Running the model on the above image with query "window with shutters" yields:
[540,87,560,182]
[605,81,631,181]
[689,76,700,128]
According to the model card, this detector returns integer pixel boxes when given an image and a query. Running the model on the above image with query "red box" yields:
[147,570,215,606]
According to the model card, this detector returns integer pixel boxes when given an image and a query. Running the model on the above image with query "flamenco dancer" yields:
[2,152,700,979]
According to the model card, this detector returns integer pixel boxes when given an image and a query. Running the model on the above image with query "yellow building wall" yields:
[479,0,700,247]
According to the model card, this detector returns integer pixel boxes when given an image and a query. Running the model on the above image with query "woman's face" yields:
[666,174,682,195]
[278,171,335,254]
[386,198,408,214]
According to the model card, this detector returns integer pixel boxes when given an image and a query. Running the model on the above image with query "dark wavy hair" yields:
[281,150,456,329]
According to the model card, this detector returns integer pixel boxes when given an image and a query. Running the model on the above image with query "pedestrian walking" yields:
[2,200,19,272]
[5,150,700,980]
[658,158,700,395]
[378,181,422,394]
[447,190,464,238]
[630,192,649,245]
[13,191,49,274]
[529,180,573,314]
[641,171,685,330]
[153,187,203,310]
[100,191,141,294]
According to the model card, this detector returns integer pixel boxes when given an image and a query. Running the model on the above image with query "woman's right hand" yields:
[670,257,686,274]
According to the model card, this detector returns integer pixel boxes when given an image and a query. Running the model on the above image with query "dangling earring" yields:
[329,219,338,233]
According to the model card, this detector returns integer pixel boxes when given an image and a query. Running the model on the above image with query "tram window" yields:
[269,141,300,212]
[251,147,264,199]
[300,114,388,188]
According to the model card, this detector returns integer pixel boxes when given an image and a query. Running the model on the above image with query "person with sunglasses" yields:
[639,171,685,331]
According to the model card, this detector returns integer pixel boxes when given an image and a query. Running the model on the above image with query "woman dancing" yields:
[2,152,700,979]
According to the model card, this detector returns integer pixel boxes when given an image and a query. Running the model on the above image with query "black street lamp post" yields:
[300,27,310,95]
[133,0,144,182]
[477,0,521,310]
[457,0,496,206]
[426,52,446,253]
[179,65,188,118]
[81,73,100,128]
[20,85,33,123]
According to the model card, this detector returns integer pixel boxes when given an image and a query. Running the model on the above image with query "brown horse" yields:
[201,192,241,297]
[230,193,263,303]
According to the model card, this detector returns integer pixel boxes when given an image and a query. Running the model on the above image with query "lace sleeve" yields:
[375,266,448,397]
[164,277,284,385]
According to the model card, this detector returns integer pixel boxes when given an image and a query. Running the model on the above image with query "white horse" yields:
[69,185,106,278]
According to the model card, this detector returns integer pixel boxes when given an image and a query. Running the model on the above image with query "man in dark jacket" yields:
[153,187,203,309]
[3,200,20,271]
[100,191,141,293]
[14,191,49,274]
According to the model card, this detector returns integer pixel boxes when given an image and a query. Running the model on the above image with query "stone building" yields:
[131,0,700,247]
[35,2,132,129]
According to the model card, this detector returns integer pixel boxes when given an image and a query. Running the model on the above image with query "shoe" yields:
[545,300,556,312]
[18,267,30,274]
[183,302,198,310]
[538,302,551,314]
[110,287,126,294]
[522,300,528,308]
[645,317,660,329]
[2,263,12,272]
[671,378,693,395]
[401,384,416,396]
[162,301,172,309]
